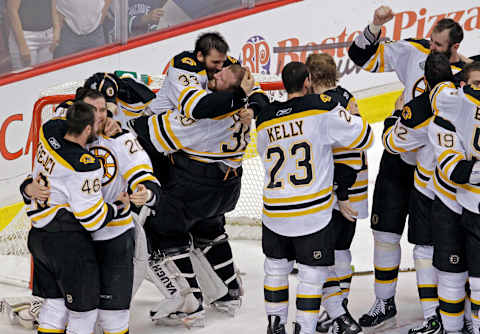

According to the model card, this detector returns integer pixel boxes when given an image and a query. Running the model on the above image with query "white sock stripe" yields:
[225,273,237,285]
[214,259,233,270]
[203,246,212,254]
[181,273,196,278]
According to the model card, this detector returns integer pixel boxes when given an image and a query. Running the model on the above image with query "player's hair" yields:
[194,32,230,56]
[66,101,95,136]
[305,53,338,88]
[228,64,247,88]
[424,52,454,90]
[433,18,463,46]
[282,61,310,94]
[463,61,480,81]
[75,87,105,101]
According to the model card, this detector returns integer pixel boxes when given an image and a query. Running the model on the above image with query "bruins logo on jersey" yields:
[90,146,118,186]
[181,57,197,67]
[80,154,95,164]
[227,55,238,64]
[412,76,427,98]
[402,106,412,120]
[320,94,332,103]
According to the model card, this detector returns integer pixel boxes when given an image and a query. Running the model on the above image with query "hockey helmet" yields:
[83,72,120,103]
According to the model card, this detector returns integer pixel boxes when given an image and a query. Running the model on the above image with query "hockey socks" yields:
[437,270,467,332]
[373,231,401,299]
[414,245,439,319]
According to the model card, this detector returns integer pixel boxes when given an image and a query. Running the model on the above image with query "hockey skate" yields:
[408,315,442,334]
[293,322,301,334]
[152,304,206,328]
[316,309,333,332]
[0,296,42,329]
[328,313,363,334]
[212,291,242,317]
[462,319,474,334]
[358,297,397,333]
[267,315,286,334]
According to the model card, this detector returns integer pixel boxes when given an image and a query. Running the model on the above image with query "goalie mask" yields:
[84,72,119,103]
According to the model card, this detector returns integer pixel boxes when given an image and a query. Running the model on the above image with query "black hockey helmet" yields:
[83,72,120,103]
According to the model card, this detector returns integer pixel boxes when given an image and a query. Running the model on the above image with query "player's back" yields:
[256,94,373,237]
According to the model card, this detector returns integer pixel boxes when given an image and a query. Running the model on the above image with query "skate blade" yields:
[362,316,397,333]
[154,309,206,328]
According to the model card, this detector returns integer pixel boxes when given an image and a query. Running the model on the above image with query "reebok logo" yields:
[276,108,292,116]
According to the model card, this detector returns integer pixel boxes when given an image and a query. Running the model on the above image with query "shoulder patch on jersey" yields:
[172,51,205,73]
[108,129,130,139]
[320,94,332,103]
[463,84,480,105]
[400,93,432,128]
[405,38,430,52]
[80,154,95,164]
[224,55,239,67]
[433,116,456,131]
[324,86,353,109]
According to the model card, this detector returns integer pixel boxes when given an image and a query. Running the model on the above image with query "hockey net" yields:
[0,74,285,287]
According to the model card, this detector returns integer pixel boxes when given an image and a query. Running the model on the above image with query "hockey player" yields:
[20,101,130,334]
[427,61,480,334]
[348,6,469,331]
[382,52,459,334]
[78,88,161,334]
[128,63,260,326]
[83,72,156,128]
[257,61,373,334]
[305,53,369,333]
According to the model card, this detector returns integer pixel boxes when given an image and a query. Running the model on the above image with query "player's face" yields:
[430,30,453,58]
[213,68,236,91]
[84,96,107,135]
[201,49,227,79]
[467,70,480,87]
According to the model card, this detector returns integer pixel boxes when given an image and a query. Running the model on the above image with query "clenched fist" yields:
[373,6,394,26]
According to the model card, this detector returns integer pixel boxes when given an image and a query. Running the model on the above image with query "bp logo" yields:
[90,146,117,186]
[240,35,271,74]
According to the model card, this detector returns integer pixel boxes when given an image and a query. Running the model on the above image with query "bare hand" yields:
[19,45,31,67]
[146,8,164,24]
[338,200,358,222]
[395,91,405,110]
[373,6,394,26]
[459,53,474,64]
[116,192,130,207]
[130,184,151,207]
[26,176,50,202]
[238,107,253,126]
[104,118,122,137]
[240,67,255,96]
[348,100,360,115]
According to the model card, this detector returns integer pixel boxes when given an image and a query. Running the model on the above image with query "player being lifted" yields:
[304,53,370,333]
[128,63,262,326]
[382,52,458,334]
[348,6,470,332]
[256,61,373,334]
[426,61,480,334]
[20,102,130,334]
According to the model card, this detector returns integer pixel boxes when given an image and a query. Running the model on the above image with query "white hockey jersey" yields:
[25,119,122,231]
[256,94,374,237]
[349,27,465,165]
[113,98,153,128]
[87,130,159,240]
[428,83,480,214]
[326,86,369,219]
[383,93,435,199]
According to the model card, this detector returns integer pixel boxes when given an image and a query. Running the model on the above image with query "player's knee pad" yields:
[335,250,352,268]
[97,309,129,333]
[373,230,401,246]
[264,257,294,278]
[438,270,468,289]
[297,264,329,287]
[469,276,480,292]
[37,298,67,332]
[414,245,434,269]
[67,309,98,334]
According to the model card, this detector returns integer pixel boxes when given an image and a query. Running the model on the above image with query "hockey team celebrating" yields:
[12,3,480,334]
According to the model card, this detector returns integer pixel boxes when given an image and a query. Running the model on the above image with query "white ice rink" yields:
[0,124,427,333]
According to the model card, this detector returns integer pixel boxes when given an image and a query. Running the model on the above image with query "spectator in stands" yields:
[6,0,59,70]
[54,0,111,58]
[128,0,165,36]
[0,0,11,72]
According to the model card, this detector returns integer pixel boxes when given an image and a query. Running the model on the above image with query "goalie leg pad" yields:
[147,247,202,322]
[97,309,129,334]
[132,218,149,298]
[66,309,98,334]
